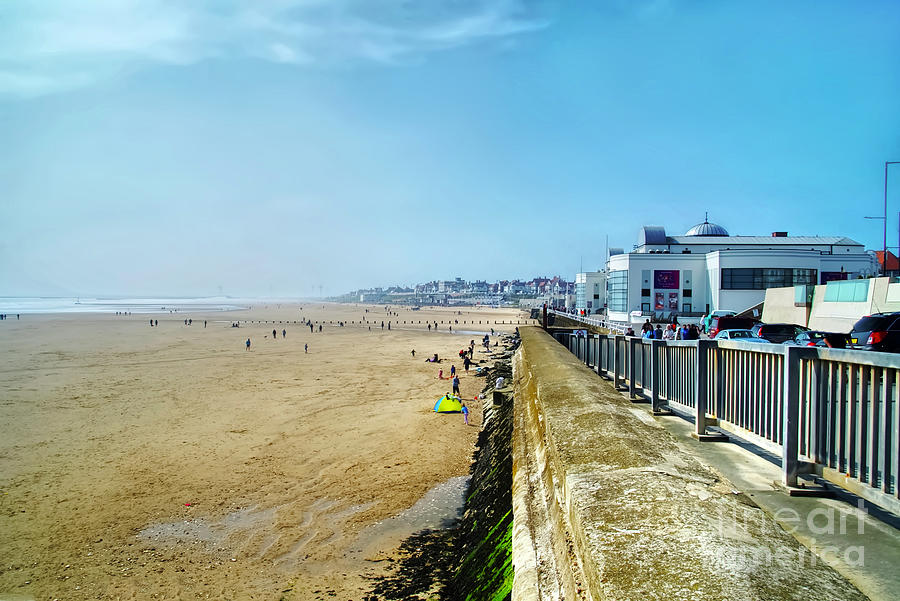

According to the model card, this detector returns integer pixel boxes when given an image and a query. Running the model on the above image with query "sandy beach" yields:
[0,303,532,600]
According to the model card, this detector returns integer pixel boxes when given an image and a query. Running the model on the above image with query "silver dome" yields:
[685,219,728,237]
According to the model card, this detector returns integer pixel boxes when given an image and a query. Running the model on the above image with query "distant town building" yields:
[606,219,876,323]
[575,271,606,315]
[874,250,900,278]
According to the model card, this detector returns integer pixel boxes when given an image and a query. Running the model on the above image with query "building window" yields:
[823,279,869,302]
[608,270,628,312]
[682,289,692,297]
[721,268,818,290]
[641,288,651,297]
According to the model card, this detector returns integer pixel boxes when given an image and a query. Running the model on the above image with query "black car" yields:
[849,312,900,352]
[751,323,810,343]
[784,330,851,349]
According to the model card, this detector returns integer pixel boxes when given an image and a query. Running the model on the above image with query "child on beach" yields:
[462,403,469,426]
[438,369,443,380]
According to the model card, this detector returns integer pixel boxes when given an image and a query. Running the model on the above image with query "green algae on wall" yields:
[450,359,514,601]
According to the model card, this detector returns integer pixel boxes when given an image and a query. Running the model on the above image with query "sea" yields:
[0,297,251,315]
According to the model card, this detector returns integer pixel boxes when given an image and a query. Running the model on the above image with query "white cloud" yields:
[0,0,552,97]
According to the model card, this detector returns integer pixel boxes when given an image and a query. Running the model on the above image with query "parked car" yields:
[848,312,900,352]
[750,323,810,343]
[708,316,758,338]
[714,329,769,343]
[784,330,851,349]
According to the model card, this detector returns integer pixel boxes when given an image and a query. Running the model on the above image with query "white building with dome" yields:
[605,218,876,323]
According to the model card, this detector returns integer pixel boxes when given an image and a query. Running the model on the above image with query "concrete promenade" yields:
[511,326,880,600]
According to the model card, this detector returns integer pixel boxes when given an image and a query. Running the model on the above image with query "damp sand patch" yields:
[137,505,278,552]
[350,475,469,562]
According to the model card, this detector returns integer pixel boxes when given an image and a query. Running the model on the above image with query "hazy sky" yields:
[2,0,899,297]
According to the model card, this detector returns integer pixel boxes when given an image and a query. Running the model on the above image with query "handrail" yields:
[547,308,629,333]
[550,330,900,516]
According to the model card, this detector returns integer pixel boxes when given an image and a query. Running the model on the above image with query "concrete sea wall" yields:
[511,326,866,601]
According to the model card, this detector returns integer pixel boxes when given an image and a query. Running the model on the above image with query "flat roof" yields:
[664,235,862,246]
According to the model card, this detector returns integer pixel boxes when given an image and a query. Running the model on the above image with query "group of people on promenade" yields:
[631,319,701,340]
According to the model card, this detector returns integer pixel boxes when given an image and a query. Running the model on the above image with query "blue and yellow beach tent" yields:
[433,394,463,413]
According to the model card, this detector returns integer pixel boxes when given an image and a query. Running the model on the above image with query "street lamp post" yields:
[886,162,900,276]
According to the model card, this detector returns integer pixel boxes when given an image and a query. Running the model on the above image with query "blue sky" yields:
[2,0,899,297]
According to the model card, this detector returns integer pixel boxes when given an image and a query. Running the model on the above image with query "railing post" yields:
[583,334,590,367]
[880,367,894,494]
[650,339,662,412]
[783,345,802,488]
[613,335,624,390]
[629,336,639,399]
[597,334,605,377]
[693,339,723,439]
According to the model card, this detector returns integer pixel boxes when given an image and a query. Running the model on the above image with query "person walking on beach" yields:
[204,320,207,328]
[273,328,277,339]
[150,319,153,327]
[464,356,471,372]
[452,375,460,396]
[450,364,456,378]
[428,323,431,332]
[462,403,469,426]
[154,319,158,326]
[305,343,308,353]
[411,349,415,357]
[438,369,443,380]
[282,329,286,338]
[246,338,251,350]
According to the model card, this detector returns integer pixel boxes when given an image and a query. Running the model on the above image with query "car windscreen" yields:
[852,316,891,332]
[719,318,754,330]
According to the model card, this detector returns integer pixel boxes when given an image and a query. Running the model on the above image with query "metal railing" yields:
[551,331,900,514]
[548,308,629,333]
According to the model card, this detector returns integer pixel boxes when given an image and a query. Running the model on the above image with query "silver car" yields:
[714,329,769,343]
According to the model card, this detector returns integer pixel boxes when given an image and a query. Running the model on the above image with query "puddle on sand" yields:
[349,475,470,561]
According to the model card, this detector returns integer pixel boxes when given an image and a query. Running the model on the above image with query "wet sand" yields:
[0,303,531,600]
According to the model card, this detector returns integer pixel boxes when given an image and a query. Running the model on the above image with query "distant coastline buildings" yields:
[339,219,878,320]
[340,276,574,307]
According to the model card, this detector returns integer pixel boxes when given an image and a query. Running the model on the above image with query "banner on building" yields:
[654,270,680,289]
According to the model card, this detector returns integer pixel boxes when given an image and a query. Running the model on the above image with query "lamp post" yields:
[864,214,886,275]
[886,162,900,276]
[867,162,900,277]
